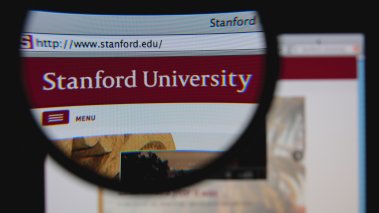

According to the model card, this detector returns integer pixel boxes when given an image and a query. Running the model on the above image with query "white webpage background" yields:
[276,80,359,213]
[45,79,360,213]
[34,103,256,151]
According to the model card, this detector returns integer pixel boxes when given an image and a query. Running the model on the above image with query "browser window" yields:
[278,34,365,213]
[42,33,365,213]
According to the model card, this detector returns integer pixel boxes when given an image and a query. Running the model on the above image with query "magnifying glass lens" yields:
[20,7,274,193]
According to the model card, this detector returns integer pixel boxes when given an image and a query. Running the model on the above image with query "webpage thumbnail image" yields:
[53,131,267,181]
[98,97,306,213]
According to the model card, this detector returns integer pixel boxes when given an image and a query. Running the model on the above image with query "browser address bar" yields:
[20,32,264,52]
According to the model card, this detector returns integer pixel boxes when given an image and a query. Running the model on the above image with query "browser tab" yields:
[208,12,261,32]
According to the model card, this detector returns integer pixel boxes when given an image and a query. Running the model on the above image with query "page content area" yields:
[37,16,364,213]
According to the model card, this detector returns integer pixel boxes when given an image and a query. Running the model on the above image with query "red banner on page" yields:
[23,56,264,108]
[281,57,357,79]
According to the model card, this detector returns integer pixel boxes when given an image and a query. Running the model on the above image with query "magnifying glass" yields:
[18,1,278,193]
